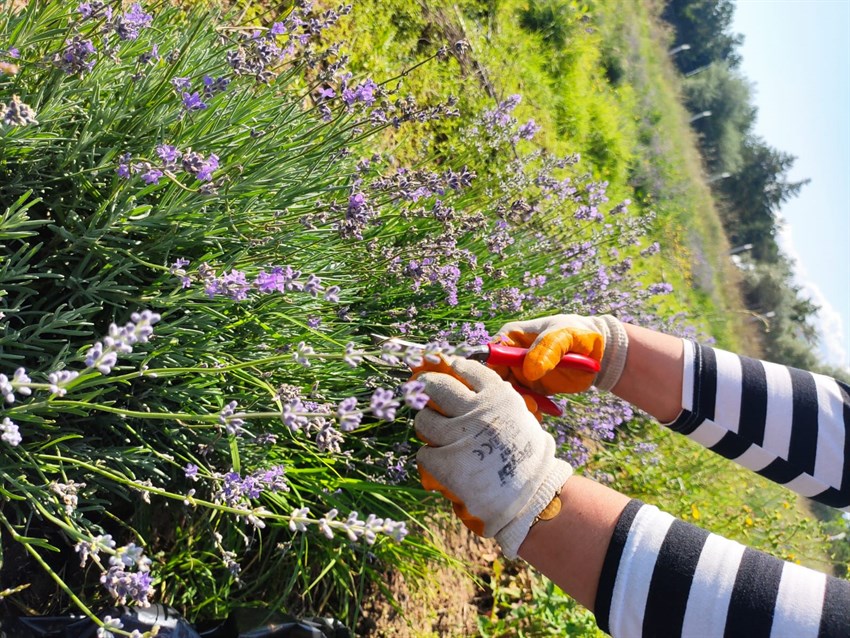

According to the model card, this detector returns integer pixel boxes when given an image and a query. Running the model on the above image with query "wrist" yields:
[592,315,629,391]
[496,458,573,559]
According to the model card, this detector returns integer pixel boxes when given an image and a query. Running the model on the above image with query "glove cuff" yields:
[495,459,573,559]
[592,315,629,392]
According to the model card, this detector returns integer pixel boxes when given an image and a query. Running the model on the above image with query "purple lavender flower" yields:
[317,87,336,100]
[116,153,132,178]
[336,397,362,431]
[140,167,163,185]
[97,616,123,638]
[84,310,161,374]
[170,258,191,288]
[342,78,378,107]
[293,342,314,367]
[202,75,230,99]
[281,398,308,431]
[75,534,116,567]
[181,91,207,112]
[110,542,150,570]
[303,274,322,296]
[138,44,159,65]
[115,3,153,41]
[641,241,661,257]
[343,342,363,368]
[648,283,673,295]
[316,424,343,453]
[370,388,399,421]
[156,144,181,167]
[460,322,491,345]
[181,150,219,182]
[254,269,284,293]
[516,118,541,140]
[55,37,96,75]
[184,463,199,480]
[219,400,245,435]
[2,95,38,127]
[0,368,31,404]
[85,342,119,374]
[270,22,286,36]
[213,269,250,301]
[324,285,340,303]
[100,566,153,607]
[77,1,111,20]
[307,316,321,328]
[196,154,219,182]
[255,265,301,293]
[48,370,79,396]
[401,380,428,410]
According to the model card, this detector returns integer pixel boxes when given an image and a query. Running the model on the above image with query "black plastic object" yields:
[0,605,351,638]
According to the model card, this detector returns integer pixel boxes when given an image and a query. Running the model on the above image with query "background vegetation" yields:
[0,0,846,636]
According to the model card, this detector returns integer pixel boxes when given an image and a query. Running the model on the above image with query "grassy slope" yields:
[328,0,751,348]
[314,0,833,632]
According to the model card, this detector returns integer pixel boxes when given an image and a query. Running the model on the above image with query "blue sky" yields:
[731,0,850,370]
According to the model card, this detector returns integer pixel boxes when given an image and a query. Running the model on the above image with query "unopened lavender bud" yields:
[289,507,310,532]
[343,342,363,368]
[293,341,314,367]
[1,417,21,446]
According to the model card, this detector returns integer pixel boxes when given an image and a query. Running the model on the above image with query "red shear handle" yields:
[512,384,563,417]
[487,343,601,374]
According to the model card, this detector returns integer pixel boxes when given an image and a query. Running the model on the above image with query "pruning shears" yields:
[370,335,601,417]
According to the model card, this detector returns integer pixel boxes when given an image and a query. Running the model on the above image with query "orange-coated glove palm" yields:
[495,314,628,394]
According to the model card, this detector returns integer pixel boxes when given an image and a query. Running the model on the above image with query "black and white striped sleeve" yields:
[595,500,850,637]
[666,341,850,510]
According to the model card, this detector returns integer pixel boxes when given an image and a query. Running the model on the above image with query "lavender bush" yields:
[0,0,671,630]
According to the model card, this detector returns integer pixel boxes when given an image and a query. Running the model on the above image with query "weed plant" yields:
[0,0,675,633]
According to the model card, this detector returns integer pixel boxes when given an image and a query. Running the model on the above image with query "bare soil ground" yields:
[358,517,501,638]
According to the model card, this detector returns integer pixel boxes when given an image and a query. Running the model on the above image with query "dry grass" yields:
[358,516,500,638]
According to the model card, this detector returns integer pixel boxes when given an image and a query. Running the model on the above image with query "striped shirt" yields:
[595,341,850,637]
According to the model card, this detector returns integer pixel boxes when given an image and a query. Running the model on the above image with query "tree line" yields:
[661,0,847,380]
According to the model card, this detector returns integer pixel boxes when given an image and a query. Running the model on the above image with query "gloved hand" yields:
[494,314,629,394]
[413,356,573,559]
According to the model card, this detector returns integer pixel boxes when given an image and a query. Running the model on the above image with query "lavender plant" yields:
[0,0,670,627]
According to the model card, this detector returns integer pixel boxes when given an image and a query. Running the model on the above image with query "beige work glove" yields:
[413,356,573,559]
[494,314,629,394]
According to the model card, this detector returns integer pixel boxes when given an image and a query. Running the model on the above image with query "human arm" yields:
[413,356,850,636]
[519,478,850,637]
[611,324,850,512]
[498,315,850,511]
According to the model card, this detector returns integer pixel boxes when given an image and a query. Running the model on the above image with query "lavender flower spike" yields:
[1,95,38,127]
[370,388,400,421]
[401,380,429,410]
[48,370,80,396]
[336,397,362,431]
[84,310,161,374]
